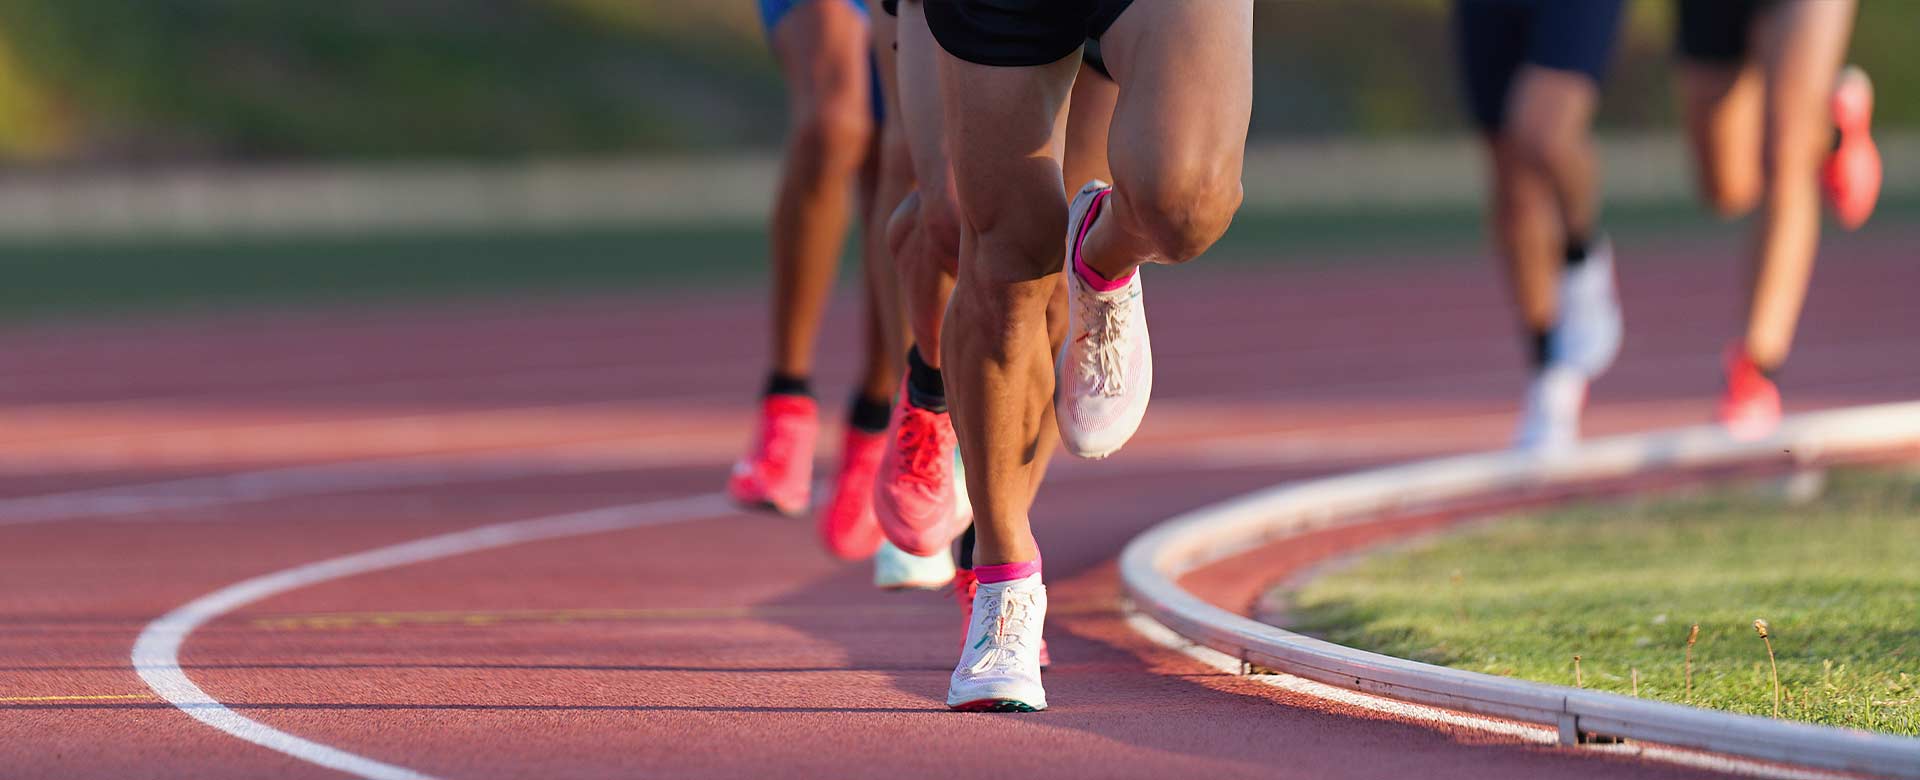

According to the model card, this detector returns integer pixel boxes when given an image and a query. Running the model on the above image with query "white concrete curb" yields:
[1121,401,1920,778]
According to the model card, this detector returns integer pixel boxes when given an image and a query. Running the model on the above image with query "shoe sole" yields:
[949,698,1043,713]
[731,497,805,519]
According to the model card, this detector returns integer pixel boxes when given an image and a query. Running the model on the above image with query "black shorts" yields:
[924,0,1134,68]
[888,0,1112,80]
[1675,0,1785,64]
[1452,0,1626,133]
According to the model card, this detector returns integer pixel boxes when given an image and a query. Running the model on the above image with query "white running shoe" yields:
[946,571,1048,712]
[873,538,956,591]
[1056,180,1153,460]
[1512,364,1586,455]
[1554,236,1622,378]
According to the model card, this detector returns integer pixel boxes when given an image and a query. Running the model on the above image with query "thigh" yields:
[1452,0,1531,134]
[1097,0,1254,194]
[933,49,1077,280]
[1753,0,1855,152]
[771,0,876,115]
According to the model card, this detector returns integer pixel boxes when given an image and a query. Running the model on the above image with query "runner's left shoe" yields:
[1823,65,1880,231]
[873,539,956,590]
[1056,180,1153,459]
[1512,364,1586,454]
[1718,346,1781,441]
[1554,237,1622,378]
[947,572,1048,712]
[727,394,817,516]
[817,426,886,560]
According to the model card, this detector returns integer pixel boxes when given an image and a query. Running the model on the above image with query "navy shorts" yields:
[1675,0,1786,64]
[925,0,1134,68]
[1452,0,1626,133]
[758,0,886,121]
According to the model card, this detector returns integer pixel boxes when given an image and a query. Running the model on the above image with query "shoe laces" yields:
[892,409,949,488]
[966,589,1037,674]
[1074,281,1136,397]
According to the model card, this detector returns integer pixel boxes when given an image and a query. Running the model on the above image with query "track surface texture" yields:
[2,230,1916,779]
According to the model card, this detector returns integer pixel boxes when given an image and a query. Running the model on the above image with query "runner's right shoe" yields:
[1512,364,1586,454]
[953,567,1049,667]
[1718,346,1782,441]
[817,426,886,560]
[728,394,817,516]
[947,571,1048,712]
[874,382,966,556]
[873,539,956,590]
[1057,180,1153,459]
[1553,237,1622,378]
[1823,65,1880,231]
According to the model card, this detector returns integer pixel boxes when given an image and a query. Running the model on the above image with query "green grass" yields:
[1286,468,1920,735]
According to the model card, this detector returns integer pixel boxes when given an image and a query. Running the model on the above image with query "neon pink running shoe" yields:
[817,426,886,560]
[728,394,817,516]
[1823,65,1880,231]
[874,383,966,556]
[1718,346,1781,442]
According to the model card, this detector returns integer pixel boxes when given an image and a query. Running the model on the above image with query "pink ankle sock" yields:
[974,557,1042,584]
[1072,191,1132,292]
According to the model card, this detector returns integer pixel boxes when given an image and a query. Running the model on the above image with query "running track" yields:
[2,229,1916,779]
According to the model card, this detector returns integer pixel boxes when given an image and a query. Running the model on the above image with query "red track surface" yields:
[2,230,1916,779]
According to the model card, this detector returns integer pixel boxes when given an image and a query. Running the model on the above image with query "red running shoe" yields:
[1718,346,1781,442]
[873,383,966,556]
[728,394,817,516]
[954,568,1048,667]
[1823,65,1880,231]
[817,426,886,560]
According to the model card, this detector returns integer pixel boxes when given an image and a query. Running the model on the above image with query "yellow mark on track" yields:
[247,600,1121,631]
[0,693,152,703]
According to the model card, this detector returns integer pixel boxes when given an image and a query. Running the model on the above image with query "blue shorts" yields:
[759,0,885,122]
[1452,0,1626,133]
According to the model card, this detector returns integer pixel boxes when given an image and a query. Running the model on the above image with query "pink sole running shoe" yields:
[727,394,817,517]
[1823,65,1880,231]
[817,426,886,560]
[873,381,967,556]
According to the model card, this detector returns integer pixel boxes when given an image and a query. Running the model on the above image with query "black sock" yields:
[847,394,891,434]
[764,372,812,398]
[957,523,976,571]
[1528,327,1553,371]
[1563,233,1592,268]
[905,346,947,413]
[1831,127,1843,154]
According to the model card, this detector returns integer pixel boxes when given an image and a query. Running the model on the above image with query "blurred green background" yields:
[0,0,1911,163]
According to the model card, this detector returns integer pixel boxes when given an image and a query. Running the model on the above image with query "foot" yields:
[1513,364,1586,454]
[1719,346,1781,441]
[873,538,956,590]
[817,426,886,560]
[954,569,1048,667]
[1057,180,1153,460]
[728,394,817,516]
[947,572,1048,712]
[1823,65,1880,231]
[1555,237,1622,378]
[873,382,966,556]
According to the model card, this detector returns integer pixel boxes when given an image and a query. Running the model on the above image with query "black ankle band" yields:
[848,395,891,433]
[1528,328,1553,371]
[765,372,812,398]
[906,346,947,413]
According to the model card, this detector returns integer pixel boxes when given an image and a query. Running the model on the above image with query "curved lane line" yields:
[132,492,730,780]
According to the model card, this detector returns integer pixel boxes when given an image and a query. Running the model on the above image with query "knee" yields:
[965,194,1068,283]
[1506,118,1581,176]
[886,190,921,260]
[919,191,964,274]
[1122,165,1243,265]
[790,97,874,174]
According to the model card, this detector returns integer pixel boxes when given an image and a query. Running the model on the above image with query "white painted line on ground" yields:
[1126,612,1852,780]
[132,491,731,780]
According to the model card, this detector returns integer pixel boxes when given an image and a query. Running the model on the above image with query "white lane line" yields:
[132,492,731,780]
[1126,612,1853,780]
